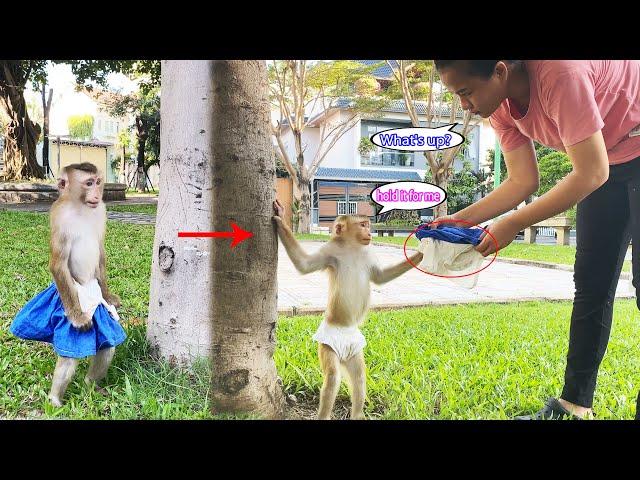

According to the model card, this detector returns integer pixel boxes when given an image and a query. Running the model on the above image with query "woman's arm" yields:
[448,141,540,226]
[503,131,609,232]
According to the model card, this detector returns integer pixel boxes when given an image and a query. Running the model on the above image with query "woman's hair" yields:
[434,60,521,79]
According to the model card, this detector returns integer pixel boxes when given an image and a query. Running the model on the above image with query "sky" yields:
[38,62,137,95]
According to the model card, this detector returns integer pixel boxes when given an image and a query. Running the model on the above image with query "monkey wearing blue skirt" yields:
[10,163,125,407]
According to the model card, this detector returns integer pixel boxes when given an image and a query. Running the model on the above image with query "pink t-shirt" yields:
[489,60,640,165]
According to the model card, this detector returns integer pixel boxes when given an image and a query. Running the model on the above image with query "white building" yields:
[273,60,497,227]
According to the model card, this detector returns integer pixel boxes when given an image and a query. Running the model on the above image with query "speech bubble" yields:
[370,124,465,152]
[371,181,447,215]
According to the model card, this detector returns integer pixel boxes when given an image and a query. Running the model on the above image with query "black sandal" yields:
[514,398,584,420]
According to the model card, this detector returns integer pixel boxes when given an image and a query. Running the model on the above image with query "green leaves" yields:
[63,60,160,94]
[67,114,94,140]
[537,151,573,196]
[446,159,480,213]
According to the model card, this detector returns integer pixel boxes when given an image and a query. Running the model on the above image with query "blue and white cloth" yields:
[415,225,484,245]
[415,225,486,289]
[10,280,126,358]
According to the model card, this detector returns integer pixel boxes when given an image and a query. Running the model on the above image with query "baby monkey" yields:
[273,199,422,419]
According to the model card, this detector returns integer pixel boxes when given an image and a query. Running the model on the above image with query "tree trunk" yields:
[121,145,126,183]
[210,60,284,419]
[147,61,216,366]
[41,84,52,177]
[297,167,311,234]
[432,167,449,219]
[0,61,42,180]
[135,117,148,191]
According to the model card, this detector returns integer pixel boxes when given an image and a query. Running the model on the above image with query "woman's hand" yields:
[475,216,522,257]
[431,213,466,229]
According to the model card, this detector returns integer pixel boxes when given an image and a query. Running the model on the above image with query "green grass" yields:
[1,210,638,419]
[295,234,632,272]
[275,301,640,419]
[107,204,157,215]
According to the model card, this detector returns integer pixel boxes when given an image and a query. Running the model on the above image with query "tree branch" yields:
[309,113,359,176]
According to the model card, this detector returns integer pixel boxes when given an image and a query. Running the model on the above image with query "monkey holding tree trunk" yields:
[273,199,423,419]
[10,162,126,407]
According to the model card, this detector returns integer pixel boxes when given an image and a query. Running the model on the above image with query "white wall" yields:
[272,104,498,179]
[316,110,360,169]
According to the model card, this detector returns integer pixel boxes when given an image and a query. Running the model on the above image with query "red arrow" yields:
[178,221,253,248]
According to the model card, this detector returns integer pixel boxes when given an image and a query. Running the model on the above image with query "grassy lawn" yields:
[107,204,157,215]
[295,233,632,272]
[1,210,638,419]
[277,301,640,419]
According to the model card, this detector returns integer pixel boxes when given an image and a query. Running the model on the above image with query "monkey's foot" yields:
[94,385,108,396]
[84,378,108,395]
[350,413,366,420]
[48,394,63,408]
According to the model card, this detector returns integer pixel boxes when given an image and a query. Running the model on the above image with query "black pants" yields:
[561,156,640,408]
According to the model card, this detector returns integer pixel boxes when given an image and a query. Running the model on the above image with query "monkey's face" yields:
[71,170,104,208]
[350,219,372,246]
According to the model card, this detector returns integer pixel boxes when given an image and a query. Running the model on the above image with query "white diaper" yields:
[312,319,366,361]
[418,237,485,289]
[73,278,120,321]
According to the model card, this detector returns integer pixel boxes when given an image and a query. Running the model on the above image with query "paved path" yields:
[1,199,158,225]
[276,241,635,315]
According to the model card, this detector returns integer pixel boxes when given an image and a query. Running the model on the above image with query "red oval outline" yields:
[403,219,499,278]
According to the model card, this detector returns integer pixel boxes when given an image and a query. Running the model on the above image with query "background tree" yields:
[0,61,47,179]
[86,86,160,191]
[71,61,161,191]
[0,60,159,181]
[39,82,53,177]
[270,60,389,233]
[116,128,133,183]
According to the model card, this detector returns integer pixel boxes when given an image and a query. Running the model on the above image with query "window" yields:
[337,202,358,215]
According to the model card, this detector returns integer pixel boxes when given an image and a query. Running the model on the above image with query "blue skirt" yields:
[10,283,127,359]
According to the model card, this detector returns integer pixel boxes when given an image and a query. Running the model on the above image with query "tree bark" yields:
[135,116,148,191]
[121,145,126,183]
[210,60,284,419]
[432,166,449,219]
[41,84,52,176]
[297,166,311,234]
[147,61,215,366]
[0,61,43,180]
